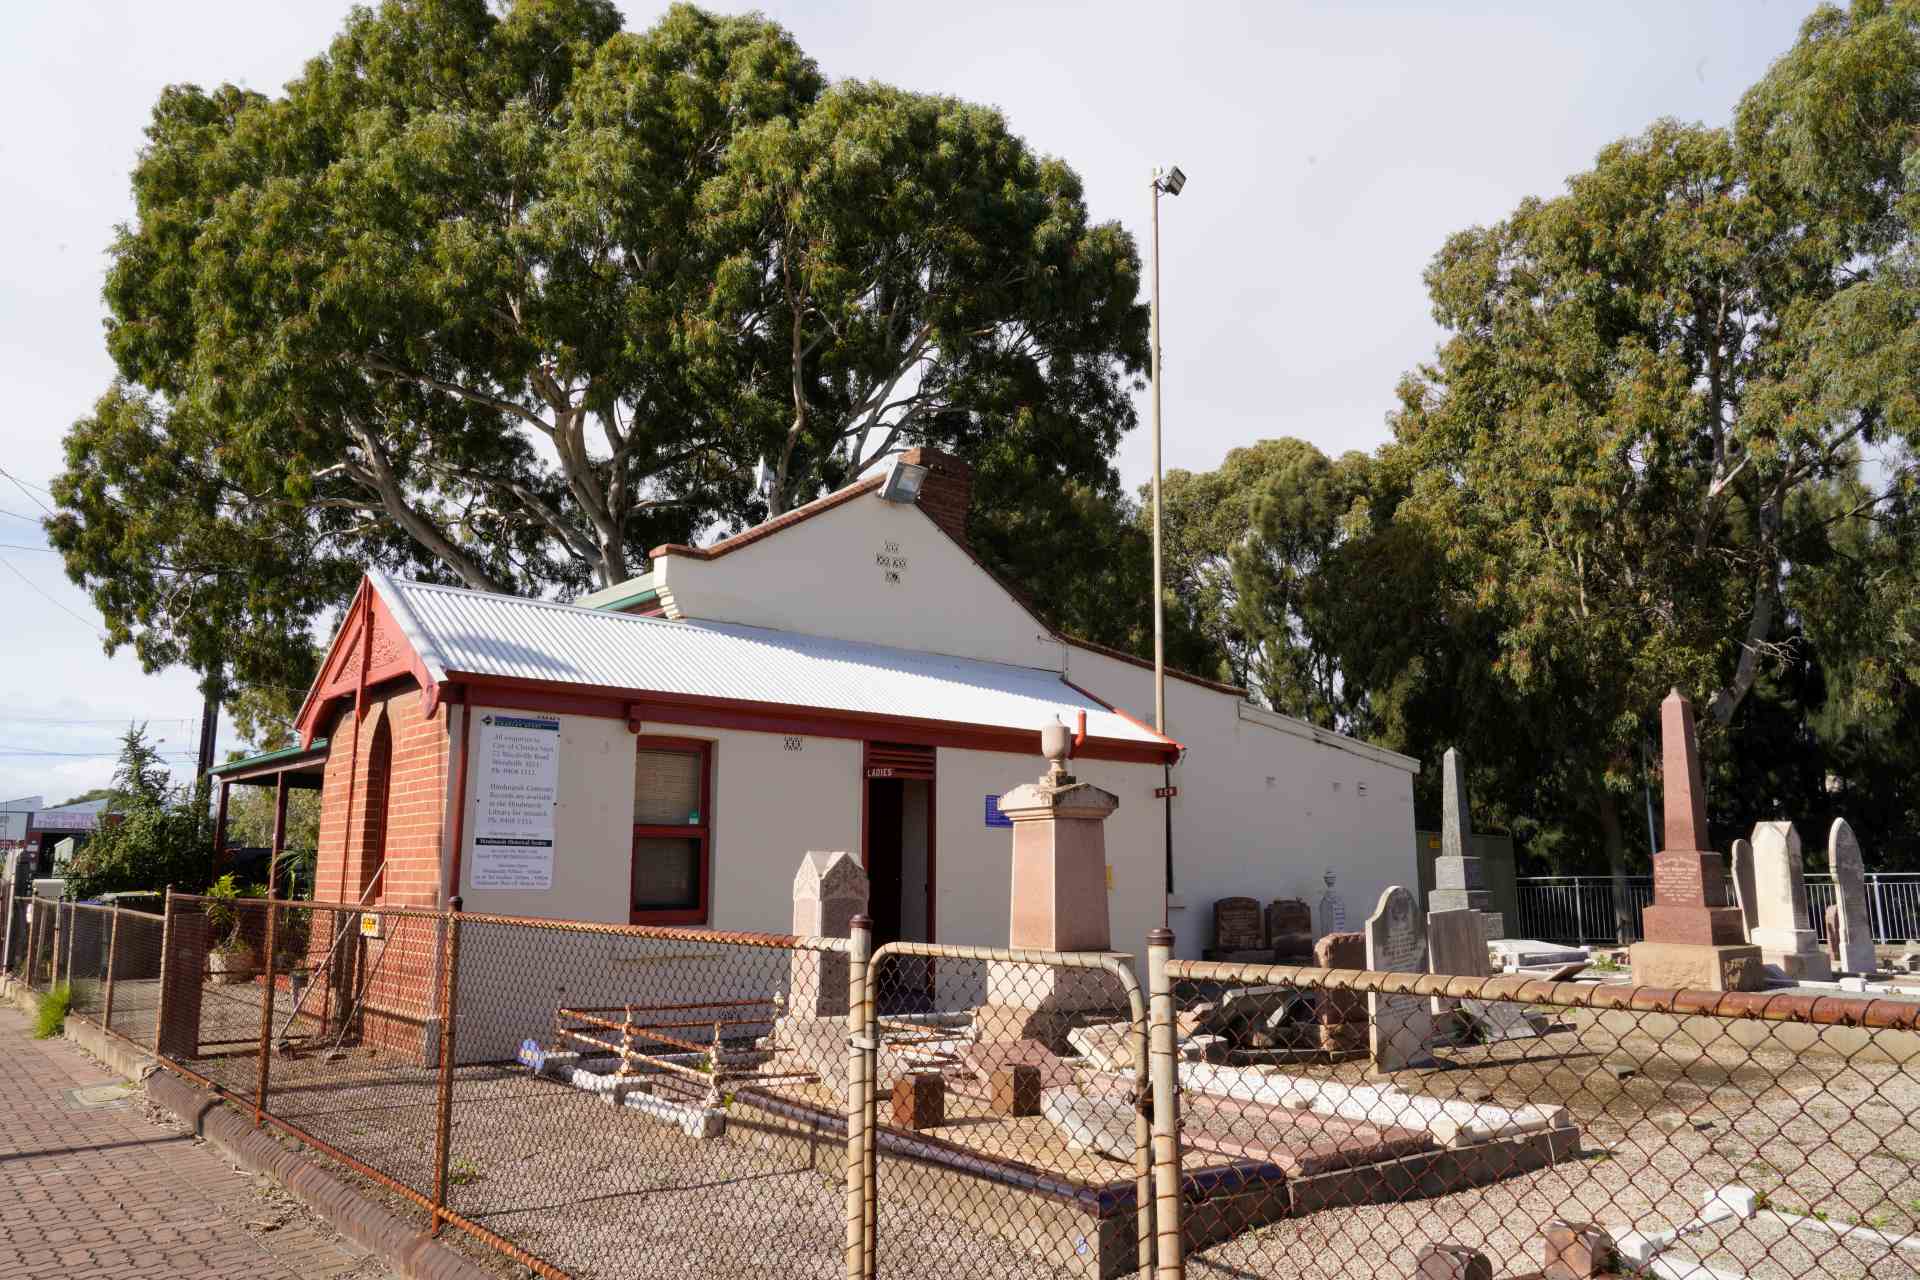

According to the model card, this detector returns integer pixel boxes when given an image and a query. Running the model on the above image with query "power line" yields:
[0,715,200,726]
[0,468,54,517]
[0,507,46,523]
[0,749,198,758]
[0,543,56,553]
[0,554,106,638]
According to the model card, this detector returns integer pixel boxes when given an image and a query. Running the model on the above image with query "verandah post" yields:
[1147,927,1185,1280]
[431,897,464,1237]
[844,914,872,1280]
[254,897,279,1126]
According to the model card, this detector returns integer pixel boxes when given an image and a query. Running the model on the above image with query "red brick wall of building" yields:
[310,680,453,1062]
[315,680,450,911]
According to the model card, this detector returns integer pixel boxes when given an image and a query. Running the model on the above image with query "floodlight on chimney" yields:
[879,457,929,503]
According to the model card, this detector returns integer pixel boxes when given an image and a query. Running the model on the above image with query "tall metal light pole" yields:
[1150,165,1185,918]
[1149,165,1185,736]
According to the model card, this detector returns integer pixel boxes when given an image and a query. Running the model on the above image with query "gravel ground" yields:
[121,976,1920,1280]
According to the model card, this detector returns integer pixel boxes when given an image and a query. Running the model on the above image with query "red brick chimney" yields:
[898,447,973,548]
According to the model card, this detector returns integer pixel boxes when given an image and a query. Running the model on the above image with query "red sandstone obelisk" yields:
[1628,690,1763,991]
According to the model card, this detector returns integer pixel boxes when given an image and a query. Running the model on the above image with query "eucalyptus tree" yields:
[1388,0,1920,916]
[52,0,1148,699]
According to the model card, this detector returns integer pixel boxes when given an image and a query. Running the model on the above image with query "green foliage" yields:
[67,725,214,899]
[34,984,70,1039]
[110,722,170,805]
[51,0,1147,702]
[1209,5,1920,878]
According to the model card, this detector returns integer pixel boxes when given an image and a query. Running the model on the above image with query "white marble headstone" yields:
[1364,886,1433,1071]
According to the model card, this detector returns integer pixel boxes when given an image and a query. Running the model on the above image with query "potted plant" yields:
[204,874,259,984]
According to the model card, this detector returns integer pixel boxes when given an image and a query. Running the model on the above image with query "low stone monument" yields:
[1827,819,1877,976]
[1267,898,1314,959]
[1365,886,1434,1071]
[1318,869,1348,936]
[979,718,1125,1049]
[1211,896,1266,955]
[1429,748,1504,938]
[1427,906,1491,1033]
[766,851,868,1089]
[1313,931,1367,1053]
[1629,691,1763,992]
[1748,822,1829,982]
[1729,837,1758,944]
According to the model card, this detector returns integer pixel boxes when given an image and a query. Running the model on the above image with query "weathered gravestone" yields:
[1729,838,1758,944]
[769,851,868,1089]
[1365,886,1434,1071]
[1313,931,1367,1053]
[1267,898,1314,959]
[1427,907,1491,1030]
[1748,822,1829,982]
[1318,869,1349,936]
[1212,896,1266,954]
[1827,819,1876,975]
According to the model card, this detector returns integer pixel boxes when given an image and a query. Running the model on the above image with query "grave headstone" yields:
[1318,869,1348,936]
[1729,838,1758,943]
[1213,896,1266,953]
[1364,886,1434,1071]
[1267,898,1314,958]
[1748,822,1829,981]
[1630,690,1762,991]
[1827,819,1876,975]
[1823,905,1841,967]
[1313,931,1368,1053]
[1426,906,1491,1020]
[788,851,867,1017]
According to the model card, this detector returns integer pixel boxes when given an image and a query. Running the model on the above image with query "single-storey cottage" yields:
[275,448,1419,961]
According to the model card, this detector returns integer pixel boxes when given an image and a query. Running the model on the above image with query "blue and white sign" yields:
[472,714,561,890]
[984,795,1012,828]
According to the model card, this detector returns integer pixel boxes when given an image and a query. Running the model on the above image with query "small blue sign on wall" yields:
[984,795,1012,828]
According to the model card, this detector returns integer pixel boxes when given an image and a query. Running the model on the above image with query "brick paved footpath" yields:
[0,1004,396,1279]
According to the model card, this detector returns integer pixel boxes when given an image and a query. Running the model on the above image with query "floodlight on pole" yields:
[1148,165,1184,738]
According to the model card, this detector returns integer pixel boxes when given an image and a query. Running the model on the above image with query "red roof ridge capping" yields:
[1062,674,1185,757]
[649,473,886,563]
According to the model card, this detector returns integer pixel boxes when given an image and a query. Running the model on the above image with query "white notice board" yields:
[470,714,560,889]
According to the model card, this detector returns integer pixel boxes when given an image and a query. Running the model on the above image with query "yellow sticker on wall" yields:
[1105,864,1114,892]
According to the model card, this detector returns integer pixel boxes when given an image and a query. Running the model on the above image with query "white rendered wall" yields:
[452,709,863,933]
[655,494,1063,671]
[1062,648,1421,960]
[454,708,634,923]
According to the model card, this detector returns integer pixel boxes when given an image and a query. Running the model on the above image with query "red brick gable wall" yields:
[315,680,450,911]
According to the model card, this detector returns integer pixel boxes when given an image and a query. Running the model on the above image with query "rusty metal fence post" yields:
[254,898,280,1125]
[431,896,464,1237]
[844,913,873,1280]
[154,887,175,1051]
[102,904,121,1028]
[1147,927,1185,1280]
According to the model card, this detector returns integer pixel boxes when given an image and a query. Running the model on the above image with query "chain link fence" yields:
[7,897,1920,1280]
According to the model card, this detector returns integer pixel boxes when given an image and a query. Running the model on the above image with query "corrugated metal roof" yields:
[372,573,1166,747]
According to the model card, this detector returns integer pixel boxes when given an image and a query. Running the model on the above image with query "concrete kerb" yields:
[143,1065,493,1280]
[1,971,492,1280]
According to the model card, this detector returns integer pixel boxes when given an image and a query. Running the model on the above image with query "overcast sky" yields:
[0,0,1824,804]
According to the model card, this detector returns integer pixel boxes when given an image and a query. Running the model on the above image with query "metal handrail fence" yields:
[1516,873,1920,946]
[10,895,1920,1280]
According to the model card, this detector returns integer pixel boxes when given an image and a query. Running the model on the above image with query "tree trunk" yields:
[1597,780,1633,945]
